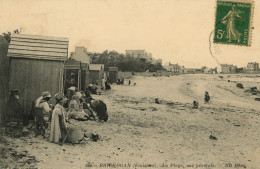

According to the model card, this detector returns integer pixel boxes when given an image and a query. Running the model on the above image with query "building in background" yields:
[145,52,153,62]
[164,63,181,73]
[164,63,184,73]
[220,64,237,73]
[247,62,259,72]
[125,50,157,63]
[126,50,146,58]
[184,68,202,74]
[70,46,91,64]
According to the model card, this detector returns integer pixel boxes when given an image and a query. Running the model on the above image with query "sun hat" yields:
[75,91,82,99]
[54,92,67,103]
[68,86,76,91]
[42,91,51,98]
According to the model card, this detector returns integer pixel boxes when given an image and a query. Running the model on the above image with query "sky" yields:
[0,0,259,68]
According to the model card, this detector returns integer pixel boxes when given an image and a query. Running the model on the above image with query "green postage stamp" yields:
[214,0,254,46]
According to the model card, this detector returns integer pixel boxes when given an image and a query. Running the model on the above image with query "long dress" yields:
[50,104,84,143]
[50,104,66,143]
[222,10,242,42]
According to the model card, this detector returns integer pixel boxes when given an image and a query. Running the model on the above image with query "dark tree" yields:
[2,28,22,44]
[89,50,163,72]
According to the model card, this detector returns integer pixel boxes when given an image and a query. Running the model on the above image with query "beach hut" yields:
[64,59,90,92]
[81,63,90,90]
[7,34,68,112]
[108,67,118,83]
[0,36,10,124]
[89,64,104,85]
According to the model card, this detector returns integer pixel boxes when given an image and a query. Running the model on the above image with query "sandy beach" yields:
[1,74,260,169]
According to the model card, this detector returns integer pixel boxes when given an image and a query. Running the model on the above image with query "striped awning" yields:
[7,34,69,61]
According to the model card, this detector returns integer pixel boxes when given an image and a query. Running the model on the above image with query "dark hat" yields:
[10,89,21,93]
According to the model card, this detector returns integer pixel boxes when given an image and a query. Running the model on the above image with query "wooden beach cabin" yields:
[64,59,90,92]
[108,67,118,83]
[81,63,90,89]
[7,34,69,112]
[0,36,10,124]
[89,64,104,85]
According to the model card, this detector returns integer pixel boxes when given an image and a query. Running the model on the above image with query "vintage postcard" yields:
[0,0,260,169]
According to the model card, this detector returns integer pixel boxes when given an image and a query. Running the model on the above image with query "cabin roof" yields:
[7,34,69,61]
[109,67,118,71]
[89,64,104,71]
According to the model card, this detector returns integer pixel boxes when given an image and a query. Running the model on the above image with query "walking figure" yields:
[204,91,210,103]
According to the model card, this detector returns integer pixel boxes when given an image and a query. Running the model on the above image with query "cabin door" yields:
[64,69,79,93]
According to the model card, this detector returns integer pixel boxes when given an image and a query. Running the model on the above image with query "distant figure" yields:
[155,98,160,104]
[117,79,121,85]
[84,88,93,103]
[101,78,106,90]
[128,80,131,86]
[105,80,111,90]
[121,78,124,85]
[204,91,210,103]
[193,101,199,109]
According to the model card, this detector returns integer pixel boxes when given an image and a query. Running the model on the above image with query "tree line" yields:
[89,50,163,72]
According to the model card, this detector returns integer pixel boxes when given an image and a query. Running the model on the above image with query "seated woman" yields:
[68,94,90,120]
[90,100,108,122]
[35,91,52,121]
[50,93,98,145]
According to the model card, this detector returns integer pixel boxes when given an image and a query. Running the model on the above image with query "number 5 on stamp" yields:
[214,0,254,46]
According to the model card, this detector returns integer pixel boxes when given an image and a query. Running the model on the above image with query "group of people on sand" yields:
[5,85,108,146]
[192,91,211,109]
[117,78,136,86]
[36,88,108,145]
